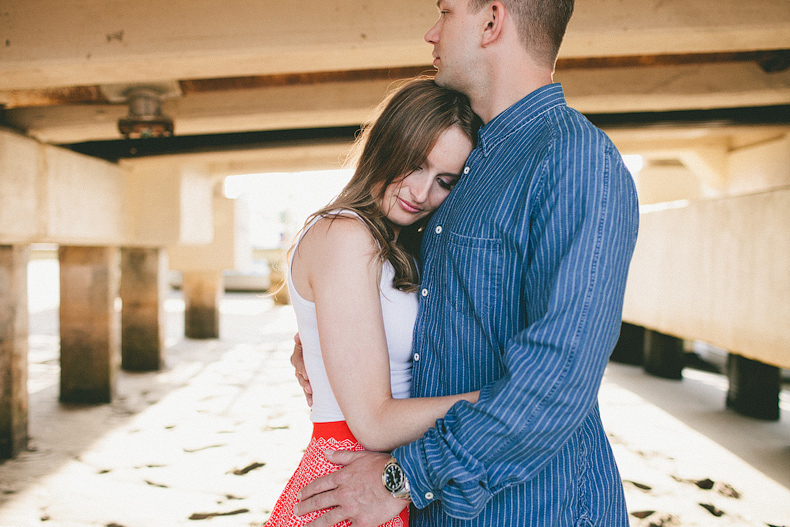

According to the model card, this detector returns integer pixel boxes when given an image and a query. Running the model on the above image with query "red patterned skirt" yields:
[267,420,409,527]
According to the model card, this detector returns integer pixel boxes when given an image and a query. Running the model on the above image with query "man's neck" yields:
[471,57,554,124]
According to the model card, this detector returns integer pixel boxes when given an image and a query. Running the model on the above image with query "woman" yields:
[266,78,482,527]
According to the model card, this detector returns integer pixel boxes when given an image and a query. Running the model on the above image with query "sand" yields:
[1,284,788,527]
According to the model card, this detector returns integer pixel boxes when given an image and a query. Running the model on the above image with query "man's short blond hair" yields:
[469,0,574,67]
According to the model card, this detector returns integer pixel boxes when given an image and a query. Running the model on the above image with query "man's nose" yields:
[425,21,439,44]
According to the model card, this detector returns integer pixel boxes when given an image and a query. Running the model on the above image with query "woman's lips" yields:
[397,197,421,213]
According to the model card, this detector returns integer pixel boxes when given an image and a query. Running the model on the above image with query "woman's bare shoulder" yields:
[296,214,379,270]
[303,215,377,253]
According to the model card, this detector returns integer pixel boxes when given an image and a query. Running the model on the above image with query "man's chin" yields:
[433,71,450,88]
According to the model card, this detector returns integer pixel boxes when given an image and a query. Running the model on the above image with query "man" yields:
[291,0,639,525]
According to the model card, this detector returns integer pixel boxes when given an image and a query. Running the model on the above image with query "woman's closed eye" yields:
[437,176,459,191]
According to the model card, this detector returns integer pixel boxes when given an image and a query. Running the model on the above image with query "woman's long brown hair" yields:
[299,77,481,292]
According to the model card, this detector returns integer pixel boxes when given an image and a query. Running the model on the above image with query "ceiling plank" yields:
[3,50,788,109]
[6,60,789,144]
[2,0,788,91]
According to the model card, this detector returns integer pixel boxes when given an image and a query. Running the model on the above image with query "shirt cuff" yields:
[392,440,438,509]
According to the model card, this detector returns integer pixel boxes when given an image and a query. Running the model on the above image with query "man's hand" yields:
[295,450,407,527]
[290,333,313,406]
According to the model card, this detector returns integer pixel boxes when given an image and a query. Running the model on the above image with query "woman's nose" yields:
[410,174,432,203]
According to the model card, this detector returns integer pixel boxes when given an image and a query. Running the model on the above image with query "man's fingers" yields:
[295,489,336,516]
[298,465,340,502]
[295,371,313,393]
[296,451,401,527]
[305,507,349,527]
[324,448,364,466]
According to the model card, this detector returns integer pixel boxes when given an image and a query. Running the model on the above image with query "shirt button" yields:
[435,225,442,234]
[425,492,435,500]
[421,288,428,297]
[463,167,470,174]
[413,353,420,361]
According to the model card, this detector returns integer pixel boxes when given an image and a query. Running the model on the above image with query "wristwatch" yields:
[382,457,411,500]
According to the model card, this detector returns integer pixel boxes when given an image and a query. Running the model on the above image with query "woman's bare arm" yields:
[294,217,478,452]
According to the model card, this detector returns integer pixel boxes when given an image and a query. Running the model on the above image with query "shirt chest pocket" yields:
[445,232,504,317]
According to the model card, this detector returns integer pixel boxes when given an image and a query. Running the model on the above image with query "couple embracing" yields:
[268,0,639,526]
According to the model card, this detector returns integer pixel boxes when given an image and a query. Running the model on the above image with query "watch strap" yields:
[383,457,412,500]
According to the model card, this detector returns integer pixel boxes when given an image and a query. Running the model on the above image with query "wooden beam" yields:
[1,0,789,90]
[3,50,788,109]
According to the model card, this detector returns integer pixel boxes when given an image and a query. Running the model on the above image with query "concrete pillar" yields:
[726,353,780,421]
[59,246,120,404]
[644,329,685,380]
[183,270,222,339]
[0,245,29,458]
[610,322,646,365]
[120,248,167,371]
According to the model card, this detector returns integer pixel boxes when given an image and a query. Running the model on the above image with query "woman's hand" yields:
[291,333,313,407]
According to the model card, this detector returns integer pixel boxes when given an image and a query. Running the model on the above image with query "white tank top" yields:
[288,211,417,423]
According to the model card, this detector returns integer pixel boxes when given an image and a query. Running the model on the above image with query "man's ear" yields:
[481,1,506,47]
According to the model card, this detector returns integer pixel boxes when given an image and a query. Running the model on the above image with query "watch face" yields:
[384,463,404,492]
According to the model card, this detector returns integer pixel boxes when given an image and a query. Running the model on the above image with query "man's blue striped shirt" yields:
[392,83,639,526]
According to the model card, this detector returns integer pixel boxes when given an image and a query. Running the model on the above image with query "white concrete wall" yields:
[122,161,183,246]
[0,131,40,242]
[42,145,125,244]
[168,194,250,272]
[623,131,790,368]
[624,192,790,369]
[120,158,217,247]
[727,135,790,196]
[179,165,214,245]
[0,129,223,252]
[634,164,704,206]
[0,130,126,245]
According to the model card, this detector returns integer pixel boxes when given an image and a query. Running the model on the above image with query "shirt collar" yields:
[477,83,566,157]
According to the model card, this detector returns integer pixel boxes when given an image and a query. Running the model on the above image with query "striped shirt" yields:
[392,83,639,526]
